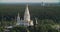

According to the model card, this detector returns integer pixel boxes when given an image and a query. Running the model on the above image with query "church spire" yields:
[35,18,38,25]
[17,13,20,17]
[24,4,30,21]
[16,13,20,25]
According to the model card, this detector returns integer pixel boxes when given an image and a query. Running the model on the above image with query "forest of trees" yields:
[0,4,60,32]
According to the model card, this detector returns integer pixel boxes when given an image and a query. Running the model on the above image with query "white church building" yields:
[16,5,33,26]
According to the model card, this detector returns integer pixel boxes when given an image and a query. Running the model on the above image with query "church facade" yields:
[16,5,33,26]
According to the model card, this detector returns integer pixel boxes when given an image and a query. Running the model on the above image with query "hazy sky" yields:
[0,0,59,3]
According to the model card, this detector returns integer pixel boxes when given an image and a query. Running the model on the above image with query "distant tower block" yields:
[24,4,30,22]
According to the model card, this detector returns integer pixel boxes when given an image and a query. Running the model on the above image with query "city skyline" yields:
[0,0,59,3]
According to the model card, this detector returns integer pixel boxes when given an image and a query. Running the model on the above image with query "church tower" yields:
[16,13,20,25]
[24,4,30,22]
[16,4,33,26]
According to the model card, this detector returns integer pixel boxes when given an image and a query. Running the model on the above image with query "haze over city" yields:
[0,0,59,3]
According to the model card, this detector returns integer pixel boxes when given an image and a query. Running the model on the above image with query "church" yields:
[16,5,34,27]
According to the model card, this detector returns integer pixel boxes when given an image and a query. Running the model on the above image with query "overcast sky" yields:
[0,0,59,3]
